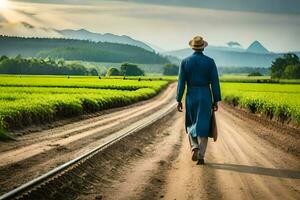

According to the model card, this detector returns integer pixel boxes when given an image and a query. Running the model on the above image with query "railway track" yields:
[0,101,177,200]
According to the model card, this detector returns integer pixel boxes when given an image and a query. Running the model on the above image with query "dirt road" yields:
[1,82,299,199]
[0,83,177,195]
[162,104,300,200]
[87,104,300,200]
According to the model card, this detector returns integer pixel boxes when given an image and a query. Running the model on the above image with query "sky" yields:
[0,0,299,52]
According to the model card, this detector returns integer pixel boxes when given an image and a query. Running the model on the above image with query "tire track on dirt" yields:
[74,111,183,200]
[211,106,300,199]
[0,83,176,167]
[159,104,300,200]
[0,83,177,196]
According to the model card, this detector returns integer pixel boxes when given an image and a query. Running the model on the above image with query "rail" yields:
[0,101,177,200]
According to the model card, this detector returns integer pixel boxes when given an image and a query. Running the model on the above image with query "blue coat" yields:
[176,51,221,137]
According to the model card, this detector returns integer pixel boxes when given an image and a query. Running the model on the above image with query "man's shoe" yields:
[197,158,205,165]
[192,148,199,161]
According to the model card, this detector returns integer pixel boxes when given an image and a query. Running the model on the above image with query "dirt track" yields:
[79,103,299,200]
[0,83,300,199]
[0,83,177,195]
[162,104,300,200]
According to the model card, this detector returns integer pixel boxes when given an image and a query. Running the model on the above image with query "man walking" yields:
[176,36,221,165]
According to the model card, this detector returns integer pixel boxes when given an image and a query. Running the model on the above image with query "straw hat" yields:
[189,36,208,50]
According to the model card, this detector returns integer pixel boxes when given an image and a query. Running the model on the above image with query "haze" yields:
[0,0,299,52]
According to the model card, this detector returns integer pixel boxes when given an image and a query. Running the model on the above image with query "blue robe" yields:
[176,51,221,137]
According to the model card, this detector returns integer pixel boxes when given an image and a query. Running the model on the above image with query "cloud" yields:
[0,22,62,37]
[4,0,300,52]
[227,41,241,47]
[116,0,300,14]
[0,15,8,23]
[11,0,300,14]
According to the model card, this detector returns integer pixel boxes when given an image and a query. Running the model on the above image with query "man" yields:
[176,36,221,165]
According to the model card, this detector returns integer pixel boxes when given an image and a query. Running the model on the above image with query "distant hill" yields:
[167,41,300,67]
[144,42,167,53]
[58,29,154,52]
[0,36,169,64]
[0,22,155,52]
[246,40,269,54]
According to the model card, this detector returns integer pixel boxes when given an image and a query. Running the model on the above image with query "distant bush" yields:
[0,55,98,76]
[163,63,179,75]
[248,72,263,76]
[120,63,144,76]
[106,67,120,76]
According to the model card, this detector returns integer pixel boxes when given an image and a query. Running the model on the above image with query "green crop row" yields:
[0,76,169,91]
[0,76,170,134]
[221,83,300,124]
[0,88,156,130]
[219,74,300,84]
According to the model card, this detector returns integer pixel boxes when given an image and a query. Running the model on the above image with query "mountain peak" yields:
[76,28,90,33]
[246,40,269,54]
[58,28,154,52]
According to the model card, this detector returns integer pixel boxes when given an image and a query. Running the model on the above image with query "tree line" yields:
[106,63,179,76]
[218,66,269,75]
[106,63,145,76]
[0,55,98,76]
[0,35,169,64]
[160,54,300,79]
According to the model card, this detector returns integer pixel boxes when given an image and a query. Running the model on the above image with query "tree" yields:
[100,70,107,76]
[0,55,8,62]
[0,56,96,76]
[120,63,144,76]
[163,63,179,75]
[106,67,120,76]
[57,59,65,67]
[271,53,299,79]
[89,68,99,76]
[283,53,299,65]
[284,64,300,79]
[69,63,87,75]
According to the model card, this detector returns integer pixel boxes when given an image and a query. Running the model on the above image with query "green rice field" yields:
[0,74,299,139]
[0,75,171,137]
[221,83,300,124]
[219,74,300,84]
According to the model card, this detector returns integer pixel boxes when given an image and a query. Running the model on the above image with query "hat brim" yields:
[189,40,208,50]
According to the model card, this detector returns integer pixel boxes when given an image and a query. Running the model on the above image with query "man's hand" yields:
[213,102,218,111]
[177,102,183,112]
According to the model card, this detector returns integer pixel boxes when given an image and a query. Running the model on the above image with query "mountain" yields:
[205,45,245,53]
[144,42,167,53]
[167,42,300,67]
[0,36,169,64]
[246,40,269,54]
[58,29,154,52]
[0,22,155,52]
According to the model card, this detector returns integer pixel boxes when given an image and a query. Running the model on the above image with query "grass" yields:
[1,74,299,136]
[0,75,173,132]
[221,82,300,124]
[0,76,170,91]
[0,128,14,140]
